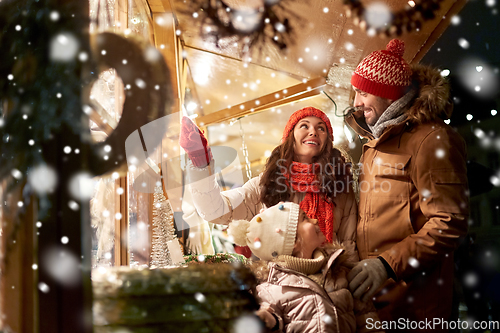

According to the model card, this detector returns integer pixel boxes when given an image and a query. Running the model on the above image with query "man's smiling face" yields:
[353,87,393,126]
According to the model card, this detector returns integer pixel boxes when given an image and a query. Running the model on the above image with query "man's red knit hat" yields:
[351,39,412,100]
[281,106,333,142]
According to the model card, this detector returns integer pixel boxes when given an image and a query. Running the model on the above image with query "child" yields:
[228,202,382,333]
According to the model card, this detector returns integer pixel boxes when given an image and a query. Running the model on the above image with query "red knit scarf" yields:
[285,162,335,243]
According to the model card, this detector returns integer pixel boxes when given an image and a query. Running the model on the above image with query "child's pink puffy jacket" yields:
[256,246,383,333]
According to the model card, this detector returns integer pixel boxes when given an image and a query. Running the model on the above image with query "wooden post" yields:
[0,187,36,333]
[152,9,184,218]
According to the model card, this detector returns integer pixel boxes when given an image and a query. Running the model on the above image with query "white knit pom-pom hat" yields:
[228,202,300,261]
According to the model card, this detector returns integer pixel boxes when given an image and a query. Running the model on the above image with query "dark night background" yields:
[422,0,500,327]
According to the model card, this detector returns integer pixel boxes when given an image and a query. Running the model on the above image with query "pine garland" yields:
[0,1,89,189]
[181,0,303,54]
[343,0,445,36]
[183,253,249,265]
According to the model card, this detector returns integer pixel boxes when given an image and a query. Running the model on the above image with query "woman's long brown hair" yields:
[259,129,352,208]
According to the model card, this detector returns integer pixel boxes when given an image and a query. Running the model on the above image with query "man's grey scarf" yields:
[368,87,418,138]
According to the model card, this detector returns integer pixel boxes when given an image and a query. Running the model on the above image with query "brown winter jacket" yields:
[254,245,382,333]
[345,64,469,330]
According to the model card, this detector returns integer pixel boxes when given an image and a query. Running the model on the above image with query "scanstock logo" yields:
[124,113,242,230]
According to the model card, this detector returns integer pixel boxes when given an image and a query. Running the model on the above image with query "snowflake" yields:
[435,149,445,158]
[68,172,95,200]
[364,3,391,29]
[50,11,60,21]
[68,200,79,211]
[451,16,461,25]
[408,257,419,268]
[421,189,431,198]
[490,176,500,187]
[135,78,146,89]
[194,292,206,303]
[38,282,50,293]
[42,247,80,286]
[322,314,333,324]
[50,32,79,62]
[464,272,479,287]
[458,38,470,49]
[144,46,161,62]
[28,164,58,194]
[233,314,262,333]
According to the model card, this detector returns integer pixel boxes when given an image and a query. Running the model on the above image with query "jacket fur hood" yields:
[406,64,453,124]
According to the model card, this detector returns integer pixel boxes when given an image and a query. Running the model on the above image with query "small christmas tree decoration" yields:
[150,184,181,268]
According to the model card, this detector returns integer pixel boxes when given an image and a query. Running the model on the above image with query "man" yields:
[346,39,469,331]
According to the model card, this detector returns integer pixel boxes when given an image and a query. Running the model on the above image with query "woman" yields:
[180,106,357,254]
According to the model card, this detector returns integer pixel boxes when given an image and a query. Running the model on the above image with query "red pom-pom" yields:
[386,39,405,58]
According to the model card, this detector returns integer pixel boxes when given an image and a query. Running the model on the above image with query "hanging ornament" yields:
[343,0,444,36]
[150,184,181,268]
[239,119,252,180]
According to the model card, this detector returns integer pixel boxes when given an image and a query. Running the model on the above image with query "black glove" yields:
[347,258,388,302]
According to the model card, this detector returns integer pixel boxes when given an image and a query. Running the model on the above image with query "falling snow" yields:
[38,282,50,293]
[435,149,446,158]
[68,200,79,211]
[68,172,95,200]
[42,247,80,286]
[50,11,60,21]
[135,78,146,89]
[458,38,470,49]
[144,46,161,62]
[451,16,461,25]
[490,176,500,187]
[457,58,498,97]
[11,168,22,179]
[28,164,58,194]
[322,314,333,324]
[49,33,79,62]
[364,3,392,29]
[464,272,479,287]
[408,257,420,268]
[233,314,262,333]
[194,292,206,303]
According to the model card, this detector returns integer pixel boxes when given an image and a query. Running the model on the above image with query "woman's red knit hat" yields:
[351,39,412,100]
[281,106,333,142]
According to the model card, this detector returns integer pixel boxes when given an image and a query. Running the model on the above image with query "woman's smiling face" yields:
[292,116,328,164]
